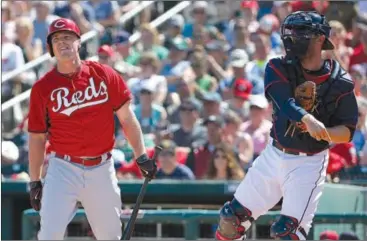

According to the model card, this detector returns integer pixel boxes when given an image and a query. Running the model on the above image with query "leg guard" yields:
[215,198,254,240]
[270,215,307,240]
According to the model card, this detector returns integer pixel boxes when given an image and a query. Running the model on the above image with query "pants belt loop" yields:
[65,155,71,162]
[102,153,107,162]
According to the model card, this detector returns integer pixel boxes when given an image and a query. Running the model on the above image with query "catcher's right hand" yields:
[301,114,331,142]
[29,181,43,211]
[136,154,157,180]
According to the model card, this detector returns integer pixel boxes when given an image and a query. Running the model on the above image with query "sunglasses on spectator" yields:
[191,63,202,68]
[140,90,153,95]
[98,55,109,60]
[193,9,205,14]
[215,154,226,159]
[160,151,175,156]
[180,107,195,112]
[139,62,151,66]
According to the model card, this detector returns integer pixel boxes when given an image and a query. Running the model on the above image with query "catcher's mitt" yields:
[294,81,317,112]
[285,81,317,137]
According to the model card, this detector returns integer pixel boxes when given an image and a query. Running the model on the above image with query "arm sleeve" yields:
[264,60,308,122]
[330,90,358,139]
[28,85,48,133]
[104,65,132,111]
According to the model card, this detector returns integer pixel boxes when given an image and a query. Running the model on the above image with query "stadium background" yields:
[1,0,367,240]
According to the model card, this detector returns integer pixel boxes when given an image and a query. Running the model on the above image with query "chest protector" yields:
[280,58,343,127]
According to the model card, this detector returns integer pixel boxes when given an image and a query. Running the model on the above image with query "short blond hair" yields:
[329,20,346,37]
[139,23,160,45]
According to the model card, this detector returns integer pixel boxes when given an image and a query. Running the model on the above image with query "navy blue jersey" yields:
[264,58,358,154]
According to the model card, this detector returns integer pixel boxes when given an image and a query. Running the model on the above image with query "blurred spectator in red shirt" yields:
[349,13,367,70]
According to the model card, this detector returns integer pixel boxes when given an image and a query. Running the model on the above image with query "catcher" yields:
[215,11,358,240]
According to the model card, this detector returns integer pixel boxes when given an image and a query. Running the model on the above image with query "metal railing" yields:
[22,209,367,240]
[1,1,191,113]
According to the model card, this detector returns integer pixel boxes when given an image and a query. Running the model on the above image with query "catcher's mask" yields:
[281,11,334,59]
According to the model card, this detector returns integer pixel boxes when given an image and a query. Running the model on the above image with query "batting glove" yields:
[136,154,157,180]
[29,181,43,211]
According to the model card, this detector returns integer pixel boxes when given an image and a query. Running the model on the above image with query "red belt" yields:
[272,140,314,156]
[54,152,112,166]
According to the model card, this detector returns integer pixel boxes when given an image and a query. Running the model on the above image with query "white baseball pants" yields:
[38,156,122,240]
[234,138,329,237]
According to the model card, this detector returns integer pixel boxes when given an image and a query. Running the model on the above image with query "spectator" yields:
[272,1,292,23]
[167,75,203,125]
[127,52,167,105]
[201,92,225,118]
[206,40,231,81]
[323,20,353,70]
[163,14,185,49]
[319,230,339,240]
[160,38,191,94]
[97,44,115,67]
[171,99,207,148]
[349,13,367,70]
[246,34,274,94]
[224,78,252,121]
[240,95,272,159]
[1,140,29,180]
[182,1,211,38]
[353,96,367,158]
[132,81,167,135]
[205,143,245,180]
[191,24,210,47]
[220,49,250,100]
[229,19,255,59]
[156,140,195,180]
[54,0,97,34]
[351,64,367,97]
[189,50,217,95]
[32,1,59,51]
[223,110,254,169]
[126,23,169,65]
[330,142,358,181]
[257,14,282,54]
[15,16,43,63]
[185,115,230,179]
[240,0,260,32]
[339,232,360,240]
[85,0,120,28]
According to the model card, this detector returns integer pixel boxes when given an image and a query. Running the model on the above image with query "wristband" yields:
[136,153,148,163]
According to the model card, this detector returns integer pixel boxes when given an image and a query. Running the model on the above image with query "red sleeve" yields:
[103,65,132,111]
[28,84,48,133]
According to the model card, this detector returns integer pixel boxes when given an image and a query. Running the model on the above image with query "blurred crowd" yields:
[2,1,367,185]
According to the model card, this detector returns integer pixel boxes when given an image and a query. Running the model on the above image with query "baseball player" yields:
[27,18,157,240]
[215,11,358,240]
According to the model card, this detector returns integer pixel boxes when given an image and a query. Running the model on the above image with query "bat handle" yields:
[151,146,163,161]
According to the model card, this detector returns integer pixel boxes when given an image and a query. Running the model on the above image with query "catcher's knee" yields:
[270,215,307,240]
[216,198,254,240]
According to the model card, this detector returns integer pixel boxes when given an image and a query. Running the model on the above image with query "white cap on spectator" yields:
[140,81,156,93]
[169,14,185,28]
[250,95,269,109]
[193,1,208,10]
[2,141,19,163]
[230,49,249,68]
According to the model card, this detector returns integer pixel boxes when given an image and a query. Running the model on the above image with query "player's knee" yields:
[216,198,254,240]
[270,215,307,240]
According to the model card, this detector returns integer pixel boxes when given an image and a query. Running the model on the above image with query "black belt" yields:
[272,140,314,156]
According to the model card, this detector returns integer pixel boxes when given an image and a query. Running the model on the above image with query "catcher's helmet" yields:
[47,18,81,57]
[281,11,334,58]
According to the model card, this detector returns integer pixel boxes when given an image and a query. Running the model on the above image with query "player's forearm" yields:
[28,133,47,181]
[326,125,353,143]
[116,102,146,158]
[267,87,307,122]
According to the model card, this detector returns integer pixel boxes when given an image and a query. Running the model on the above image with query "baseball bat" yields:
[121,146,162,240]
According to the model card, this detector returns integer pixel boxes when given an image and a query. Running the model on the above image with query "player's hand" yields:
[136,154,157,181]
[29,181,43,211]
[301,114,331,142]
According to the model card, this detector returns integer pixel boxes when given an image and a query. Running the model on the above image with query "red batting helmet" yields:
[47,18,81,57]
